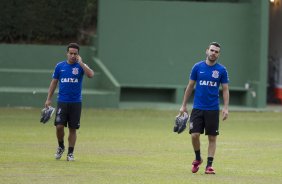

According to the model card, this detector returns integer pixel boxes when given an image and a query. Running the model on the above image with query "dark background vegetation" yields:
[0,0,97,45]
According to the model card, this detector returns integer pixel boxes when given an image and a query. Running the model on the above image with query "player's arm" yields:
[76,55,94,78]
[221,83,229,121]
[180,80,196,114]
[45,79,58,107]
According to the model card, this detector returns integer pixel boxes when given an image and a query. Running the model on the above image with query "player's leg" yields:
[191,133,201,153]
[191,132,203,173]
[67,102,81,161]
[55,125,65,159]
[204,110,219,174]
[207,135,217,158]
[206,135,217,174]
[56,125,65,147]
[189,109,204,173]
[67,128,76,161]
[54,102,68,160]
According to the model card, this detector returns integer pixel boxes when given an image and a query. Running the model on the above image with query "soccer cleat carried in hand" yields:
[40,106,55,124]
[173,112,189,134]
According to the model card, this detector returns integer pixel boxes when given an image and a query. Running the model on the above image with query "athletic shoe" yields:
[173,112,189,134]
[67,153,75,161]
[40,106,55,124]
[55,147,64,160]
[205,166,216,174]
[191,159,203,173]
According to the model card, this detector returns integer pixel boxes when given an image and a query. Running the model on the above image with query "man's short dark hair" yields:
[67,43,80,52]
[209,42,221,48]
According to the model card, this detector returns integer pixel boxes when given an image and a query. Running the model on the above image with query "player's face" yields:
[67,48,79,63]
[206,45,220,62]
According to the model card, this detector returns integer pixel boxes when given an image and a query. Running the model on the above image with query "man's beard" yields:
[208,55,217,62]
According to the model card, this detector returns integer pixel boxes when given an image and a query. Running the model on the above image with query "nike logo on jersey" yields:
[200,71,205,73]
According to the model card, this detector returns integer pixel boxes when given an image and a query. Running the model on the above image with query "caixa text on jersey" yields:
[199,80,217,87]
[61,78,79,83]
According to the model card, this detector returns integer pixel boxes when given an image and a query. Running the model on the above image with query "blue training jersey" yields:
[52,61,84,102]
[190,61,229,110]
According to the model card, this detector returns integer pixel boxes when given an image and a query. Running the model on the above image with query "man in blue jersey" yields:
[180,42,229,174]
[44,43,94,161]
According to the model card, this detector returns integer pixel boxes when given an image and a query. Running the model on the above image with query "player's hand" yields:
[45,99,52,108]
[222,108,228,121]
[179,106,188,115]
[76,55,83,64]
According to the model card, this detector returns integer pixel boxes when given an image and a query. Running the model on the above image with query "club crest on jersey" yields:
[212,70,219,78]
[72,67,79,75]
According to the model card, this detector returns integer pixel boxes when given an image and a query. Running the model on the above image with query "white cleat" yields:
[67,153,75,161]
[55,147,64,160]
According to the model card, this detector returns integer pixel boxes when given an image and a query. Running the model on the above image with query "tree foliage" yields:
[0,0,97,44]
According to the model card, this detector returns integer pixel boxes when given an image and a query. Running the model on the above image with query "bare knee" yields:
[208,135,217,144]
[191,133,200,140]
[69,128,76,135]
[56,125,64,132]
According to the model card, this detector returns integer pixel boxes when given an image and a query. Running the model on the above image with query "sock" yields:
[207,157,214,167]
[195,150,201,161]
[58,141,64,149]
[68,147,74,154]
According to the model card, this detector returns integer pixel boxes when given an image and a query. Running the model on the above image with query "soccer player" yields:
[179,42,229,174]
[44,43,94,161]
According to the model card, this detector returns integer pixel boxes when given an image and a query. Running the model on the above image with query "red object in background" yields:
[274,86,282,102]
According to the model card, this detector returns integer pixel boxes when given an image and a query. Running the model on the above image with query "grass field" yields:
[0,107,282,184]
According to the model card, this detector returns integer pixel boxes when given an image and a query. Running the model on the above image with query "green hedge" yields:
[0,0,97,44]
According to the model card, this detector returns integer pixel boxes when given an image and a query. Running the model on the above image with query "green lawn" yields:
[0,108,282,184]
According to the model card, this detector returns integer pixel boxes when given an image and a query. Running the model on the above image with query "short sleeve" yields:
[190,64,198,81]
[52,64,60,79]
[221,67,229,84]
